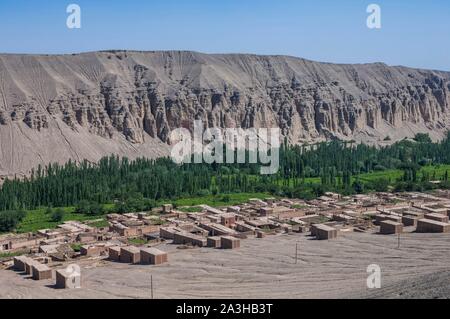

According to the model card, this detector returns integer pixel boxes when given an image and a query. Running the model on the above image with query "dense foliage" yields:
[0,210,26,232]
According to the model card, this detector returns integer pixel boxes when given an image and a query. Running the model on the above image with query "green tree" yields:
[0,210,26,232]
[370,178,390,192]
[414,133,432,143]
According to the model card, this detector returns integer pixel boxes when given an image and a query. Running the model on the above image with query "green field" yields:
[16,206,109,233]
[274,165,450,187]
[127,238,149,245]
[421,164,450,179]
[85,219,110,228]
[177,206,204,213]
[358,165,450,183]
[163,192,272,208]
[0,250,30,259]
[357,169,403,182]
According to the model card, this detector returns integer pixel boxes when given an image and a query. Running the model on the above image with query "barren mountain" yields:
[0,50,449,176]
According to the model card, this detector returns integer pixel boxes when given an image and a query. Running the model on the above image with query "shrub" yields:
[414,133,432,143]
[0,210,26,232]
[369,178,390,192]
[75,200,104,216]
[51,208,65,222]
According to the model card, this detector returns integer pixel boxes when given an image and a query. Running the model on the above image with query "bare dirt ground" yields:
[1,232,449,299]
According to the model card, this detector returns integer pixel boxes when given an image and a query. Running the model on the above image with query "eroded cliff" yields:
[0,50,449,176]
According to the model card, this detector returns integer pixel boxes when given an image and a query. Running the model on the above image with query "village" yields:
[1,190,450,291]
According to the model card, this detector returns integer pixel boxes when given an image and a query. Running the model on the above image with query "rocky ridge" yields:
[0,50,449,176]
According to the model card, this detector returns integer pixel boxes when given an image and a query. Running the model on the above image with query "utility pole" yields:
[397,233,401,249]
[151,275,154,299]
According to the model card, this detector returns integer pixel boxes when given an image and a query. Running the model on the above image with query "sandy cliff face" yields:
[0,50,449,176]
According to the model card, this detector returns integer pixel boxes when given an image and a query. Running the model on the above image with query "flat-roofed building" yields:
[80,244,108,257]
[13,256,30,272]
[416,219,450,233]
[227,206,241,213]
[198,222,238,236]
[0,233,41,252]
[259,207,273,216]
[160,227,182,240]
[162,204,173,214]
[234,221,257,234]
[25,259,41,275]
[220,236,240,249]
[256,231,265,238]
[120,246,141,264]
[402,210,425,219]
[375,214,402,225]
[425,213,449,223]
[249,198,267,206]
[380,220,403,234]
[315,224,338,240]
[332,214,356,223]
[32,263,52,280]
[220,214,236,227]
[199,205,224,215]
[140,248,168,265]
[402,216,419,227]
[108,246,121,261]
[173,232,207,247]
[207,236,221,248]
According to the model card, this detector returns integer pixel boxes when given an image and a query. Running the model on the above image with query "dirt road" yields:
[1,232,449,299]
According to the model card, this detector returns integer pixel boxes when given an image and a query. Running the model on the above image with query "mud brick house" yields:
[374,214,402,225]
[173,232,207,247]
[160,227,182,240]
[32,264,52,280]
[220,236,240,249]
[80,244,108,257]
[402,210,425,219]
[310,223,334,237]
[199,222,238,236]
[315,224,338,240]
[416,219,450,233]
[140,248,168,265]
[402,216,419,227]
[425,213,449,223]
[110,220,159,237]
[234,221,257,234]
[108,246,121,261]
[24,259,41,275]
[380,220,403,234]
[207,236,221,248]
[13,256,31,271]
[0,233,41,252]
[259,207,273,216]
[220,214,236,227]
[162,204,173,214]
[120,246,141,264]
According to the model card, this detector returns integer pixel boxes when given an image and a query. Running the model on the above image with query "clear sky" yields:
[0,0,448,71]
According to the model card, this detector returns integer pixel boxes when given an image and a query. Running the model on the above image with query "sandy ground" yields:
[1,232,449,299]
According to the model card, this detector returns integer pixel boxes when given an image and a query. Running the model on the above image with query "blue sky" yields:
[0,0,449,70]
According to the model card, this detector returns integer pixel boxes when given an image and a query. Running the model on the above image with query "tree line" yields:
[1,132,450,213]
